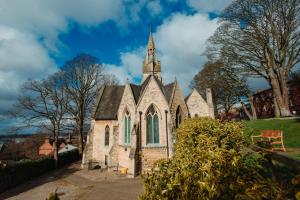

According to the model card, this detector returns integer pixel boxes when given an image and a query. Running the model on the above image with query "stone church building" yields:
[82,32,214,177]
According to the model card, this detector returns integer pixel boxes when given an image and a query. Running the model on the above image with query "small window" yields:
[124,111,131,144]
[104,125,109,146]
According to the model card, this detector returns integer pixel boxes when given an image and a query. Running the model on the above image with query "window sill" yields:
[144,144,161,148]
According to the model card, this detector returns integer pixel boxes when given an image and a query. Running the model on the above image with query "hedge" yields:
[0,149,80,193]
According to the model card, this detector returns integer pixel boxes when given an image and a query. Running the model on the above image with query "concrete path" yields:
[0,162,144,200]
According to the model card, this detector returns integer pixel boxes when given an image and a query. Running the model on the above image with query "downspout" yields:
[165,110,169,158]
[139,111,142,174]
[139,111,142,151]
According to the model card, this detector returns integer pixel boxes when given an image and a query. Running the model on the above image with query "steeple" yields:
[142,30,161,83]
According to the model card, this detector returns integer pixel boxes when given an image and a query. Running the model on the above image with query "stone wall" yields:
[186,89,212,118]
[141,147,167,172]
[137,77,172,149]
[92,120,117,165]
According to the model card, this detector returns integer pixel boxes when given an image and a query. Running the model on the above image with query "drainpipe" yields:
[138,111,142,175]
[139,111,142,151]
[165,110,169,158]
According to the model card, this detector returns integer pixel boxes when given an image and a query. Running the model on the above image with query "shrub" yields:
[140,118,286,200]
[0,149,80,193]
[58,149,80,166]
[0,156,54,193]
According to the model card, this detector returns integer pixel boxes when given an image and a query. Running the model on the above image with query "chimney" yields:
[45,135,50,143]
[206,88,215,119]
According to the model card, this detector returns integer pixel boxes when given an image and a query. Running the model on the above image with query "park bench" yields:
[251,130,286,152]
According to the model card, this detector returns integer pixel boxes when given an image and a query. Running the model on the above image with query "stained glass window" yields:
[124,111,131,144]
[147,105,159,144]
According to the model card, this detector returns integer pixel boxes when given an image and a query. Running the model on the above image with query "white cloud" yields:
[0,0,127,118]
[104,49,145,83]
[107,13,218,95]
[147,0,162,17]
[155,13,219,94]
[0,25,57,113]
[187,0,233,13]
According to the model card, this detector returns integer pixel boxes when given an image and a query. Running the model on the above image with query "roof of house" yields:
[94,75,177,120]
[58,144,78,154]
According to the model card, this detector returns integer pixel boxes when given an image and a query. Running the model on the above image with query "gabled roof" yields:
[94,85,125,120]
[94,76,177,121]
[129,75,151,104]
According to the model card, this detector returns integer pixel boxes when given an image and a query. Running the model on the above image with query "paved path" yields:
[0,162,144,200]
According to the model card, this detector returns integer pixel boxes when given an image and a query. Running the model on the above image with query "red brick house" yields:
[253,81,300,118]
[39,136,65,156]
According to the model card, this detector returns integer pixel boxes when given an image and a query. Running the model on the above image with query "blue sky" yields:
[0,0,268,134]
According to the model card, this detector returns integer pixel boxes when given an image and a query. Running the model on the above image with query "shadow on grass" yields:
[0,161,81,199]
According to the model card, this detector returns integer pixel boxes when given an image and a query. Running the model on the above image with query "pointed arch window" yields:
[147,105,159,144]
[104,125,109,146]
[124,111,131,144]
[175,106,182,128]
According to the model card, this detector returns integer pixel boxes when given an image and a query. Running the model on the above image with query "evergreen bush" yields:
[0,148,80,193]
[140,118,286,200]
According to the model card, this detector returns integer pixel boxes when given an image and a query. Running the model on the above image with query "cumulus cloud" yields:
[104,48,145,83]
[187,0,233,13]
[0,0,127,122]
[0,25,56,114]
[156,13,218,94]
[106,13,218,95]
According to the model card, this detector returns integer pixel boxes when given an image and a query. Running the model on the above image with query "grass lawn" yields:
[243,118,300,160]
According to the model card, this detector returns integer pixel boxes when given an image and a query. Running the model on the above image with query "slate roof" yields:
[94,85,125,120]
[94,75,176,120]
[163,82,176,103]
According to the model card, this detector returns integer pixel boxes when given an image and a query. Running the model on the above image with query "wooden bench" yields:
[251,130,286,152]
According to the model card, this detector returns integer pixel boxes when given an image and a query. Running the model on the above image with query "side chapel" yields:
[82,32,214,176]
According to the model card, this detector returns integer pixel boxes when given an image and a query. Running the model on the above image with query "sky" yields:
[0,0,269,134]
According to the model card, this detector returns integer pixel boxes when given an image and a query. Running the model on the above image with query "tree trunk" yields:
[279,68,292,116]
[78,117,84,154]
[53,134,58,168]
[241,101,253,120]
[268,69,291,117]
[249,95,257,120]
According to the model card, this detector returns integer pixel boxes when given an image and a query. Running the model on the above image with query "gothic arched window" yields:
[175,106,182,128]
[147,105,159,144]
[104,125,109,146]
[124,111,131,144]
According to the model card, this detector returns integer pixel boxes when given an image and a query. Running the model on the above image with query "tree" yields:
[62,54,119,154]
[14,72,68,167]
[191,61,256,119]
[207,0,300,117]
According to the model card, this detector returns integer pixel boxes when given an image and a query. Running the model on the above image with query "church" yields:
[82,32,214,177]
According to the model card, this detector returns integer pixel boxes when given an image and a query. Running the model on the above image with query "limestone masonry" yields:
[82,32,214,177]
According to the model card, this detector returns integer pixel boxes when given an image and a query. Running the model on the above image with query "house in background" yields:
[82,32,214,177]
[253,81,300,118]
[39,136,66,156]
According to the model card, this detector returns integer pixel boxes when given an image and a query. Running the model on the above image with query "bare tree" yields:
[207,0,300,117]
[14,72,68,167]
[62,54,119,154]
[191,61,255,119]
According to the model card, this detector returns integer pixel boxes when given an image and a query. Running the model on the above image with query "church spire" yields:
[142,30,161,83]
[147,30,155,49]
